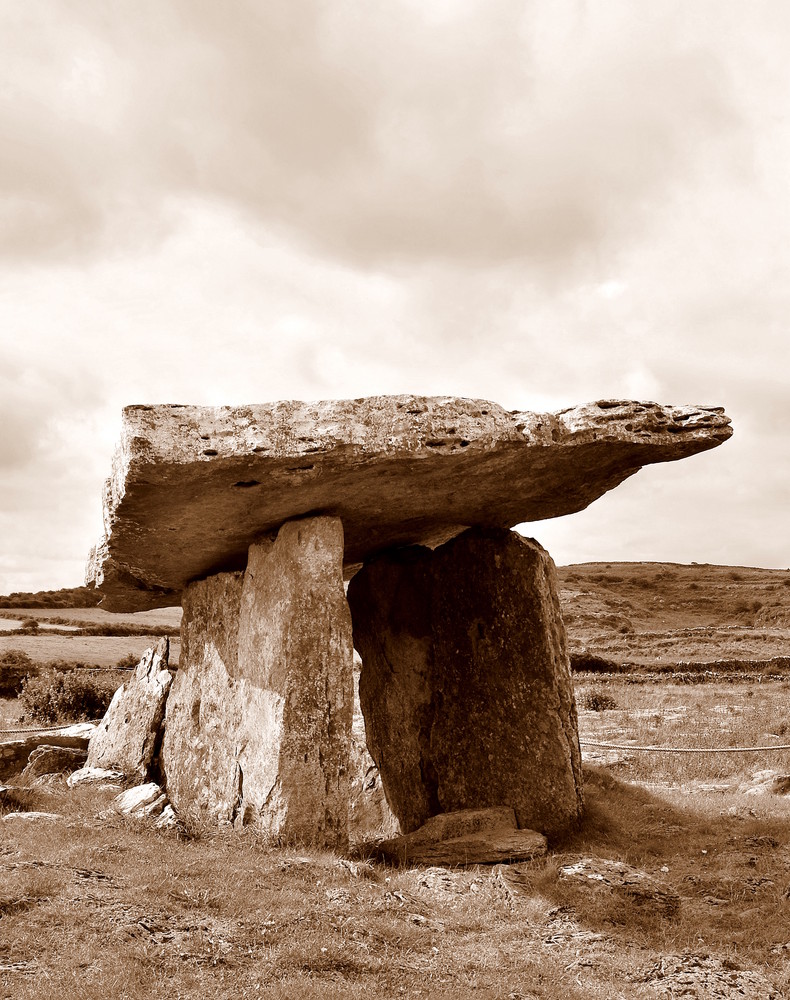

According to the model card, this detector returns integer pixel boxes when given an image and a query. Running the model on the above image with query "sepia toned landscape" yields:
[3,558,789,999]
[3,3,789,998]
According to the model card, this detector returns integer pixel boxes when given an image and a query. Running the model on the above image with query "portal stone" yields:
[86,638,172,779]
[347,527,583,839]
[348,665,400,844]
[160,516,353,848]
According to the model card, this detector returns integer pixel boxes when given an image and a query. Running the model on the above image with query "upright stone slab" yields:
[161,516,353,847]
[86,638,172,779]
[347,527,583,839]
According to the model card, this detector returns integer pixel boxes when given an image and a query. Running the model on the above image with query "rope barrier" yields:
[580,739,790,753]
[0,722,98,736]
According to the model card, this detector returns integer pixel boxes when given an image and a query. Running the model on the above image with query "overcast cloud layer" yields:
[1,0,788,593]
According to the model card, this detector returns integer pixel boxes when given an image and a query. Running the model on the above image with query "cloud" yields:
[0,0,746,272]
[1,1,788,591]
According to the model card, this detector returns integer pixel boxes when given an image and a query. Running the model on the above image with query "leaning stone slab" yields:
[348,527,583,838]
[86,638,172,779]
[378,807,547,866]
[161,516,353,848]
[348,666,400,845]
[86,396,731,610]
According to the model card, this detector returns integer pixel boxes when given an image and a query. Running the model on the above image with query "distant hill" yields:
[4,561,790,672]
[556,562,790,670]
[0,585,103,609]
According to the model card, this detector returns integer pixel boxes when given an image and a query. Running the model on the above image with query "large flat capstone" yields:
[86,395,731,610]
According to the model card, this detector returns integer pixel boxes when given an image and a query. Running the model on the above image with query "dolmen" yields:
[86,395,732,851]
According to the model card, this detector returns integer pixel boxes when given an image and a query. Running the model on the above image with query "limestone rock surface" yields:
[20,746,87,781]
[558,857,680,917]
[110,782,168,817]
[3,811,63,823]
[348,527,583,838]
[161,516,353,848]
[1,724,95,781]
[738,769,790,796]
[86,395,732,610]
[86,639,172,779]
[378,807,547,866]
[67,766,124,787]
[349,667,400,844]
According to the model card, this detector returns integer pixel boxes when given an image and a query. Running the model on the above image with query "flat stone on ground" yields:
[378,807,547,866]
[86,396,731,610]
[3,811,64,823]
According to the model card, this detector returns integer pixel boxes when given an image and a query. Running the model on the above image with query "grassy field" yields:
[557,561,790,669]
[2,677,790,998]
[2,564,790,997]
[575,674,790,785]
[0,635,181,668]
[0,607,182,628]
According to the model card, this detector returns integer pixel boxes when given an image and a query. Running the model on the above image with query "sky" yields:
[1,0,789,594]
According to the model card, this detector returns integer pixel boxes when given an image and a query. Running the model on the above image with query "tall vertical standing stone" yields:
[348,527,583,839]
[161,516,353,848]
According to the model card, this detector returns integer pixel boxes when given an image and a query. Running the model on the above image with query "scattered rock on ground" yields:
[2,811,64,823]
[1,724,95,781]
[67,766,125,787]
[154,804,178,829]
[639,952,781,998]
[21,745,87,781]
[738,769,790,796]
[111,782,167,817]
[412,867,478,894]
[378,807,547,866]
[558,857,680,917]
